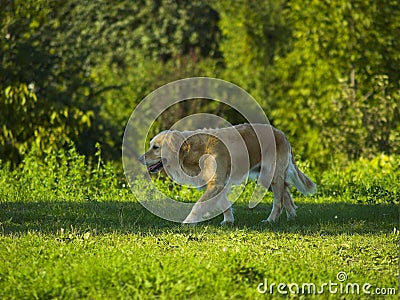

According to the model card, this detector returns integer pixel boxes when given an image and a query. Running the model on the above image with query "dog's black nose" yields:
[138,154,146,165]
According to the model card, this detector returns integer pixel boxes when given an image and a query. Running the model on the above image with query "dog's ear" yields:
[165,130,189,153]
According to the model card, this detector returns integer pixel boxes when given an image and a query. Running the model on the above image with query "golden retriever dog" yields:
[138,123,316,224]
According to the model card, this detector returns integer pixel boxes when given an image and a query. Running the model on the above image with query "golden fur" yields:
[139,124,316,224]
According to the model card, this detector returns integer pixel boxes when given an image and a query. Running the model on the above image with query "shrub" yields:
[0,144,130,202]
[320,154,399,204]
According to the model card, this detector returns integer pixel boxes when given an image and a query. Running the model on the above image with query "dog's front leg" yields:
[218,190,234,225]
[182,184,224,224]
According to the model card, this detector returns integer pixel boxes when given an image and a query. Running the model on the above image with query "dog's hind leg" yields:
[283,186,297,220]
[257,165,285,223]
[263,176,285,223]
[218,191,234,225]
[221,207,234,225]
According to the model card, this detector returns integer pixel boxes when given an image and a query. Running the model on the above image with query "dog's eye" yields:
[152,145,160,150]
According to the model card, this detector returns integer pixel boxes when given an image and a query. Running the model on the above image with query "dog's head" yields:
[138,130,188,174]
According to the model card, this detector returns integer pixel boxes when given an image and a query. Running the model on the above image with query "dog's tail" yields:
[287,152,317,196]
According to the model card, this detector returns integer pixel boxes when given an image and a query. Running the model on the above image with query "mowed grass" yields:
[0,150,399,299]
[0,194,398,299]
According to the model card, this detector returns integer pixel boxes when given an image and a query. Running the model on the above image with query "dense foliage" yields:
[1,0,399,169]
[1,145,398,206]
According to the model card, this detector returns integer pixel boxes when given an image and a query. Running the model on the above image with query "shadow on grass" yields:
[0,200,398,236]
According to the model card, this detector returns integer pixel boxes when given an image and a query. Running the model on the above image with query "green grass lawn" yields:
[1,194,398,299]
[1,150,398,299]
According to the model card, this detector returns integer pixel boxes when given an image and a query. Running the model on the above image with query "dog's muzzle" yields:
[138,154,165,174]
[147,160,164,173]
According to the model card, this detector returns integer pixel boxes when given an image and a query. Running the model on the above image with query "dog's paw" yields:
[182,215,199,226]
[220,220,234,226]
[286,213,297,221]
[262,216,276,223]
[181,221,198,226]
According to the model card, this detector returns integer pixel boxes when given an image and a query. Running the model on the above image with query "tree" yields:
[0,0,222,164]
[268,0,400,165]
[215,0,291,108]
[0,0,95,164]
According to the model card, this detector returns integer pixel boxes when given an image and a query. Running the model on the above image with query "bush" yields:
[320,154,399,204]
[0,144,130,202]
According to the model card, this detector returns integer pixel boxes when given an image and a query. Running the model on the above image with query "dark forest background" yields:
[1,0,399,170]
